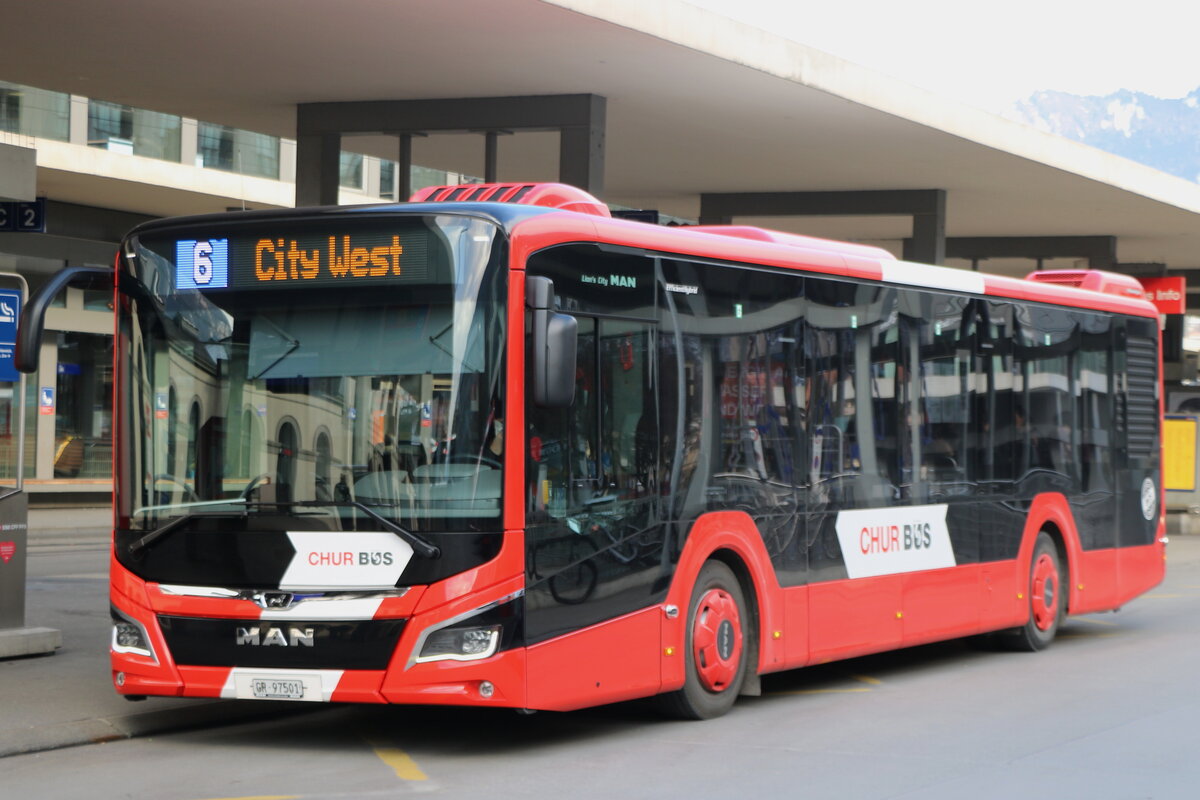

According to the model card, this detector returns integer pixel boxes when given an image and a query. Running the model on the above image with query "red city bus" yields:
[16,183,1165,719]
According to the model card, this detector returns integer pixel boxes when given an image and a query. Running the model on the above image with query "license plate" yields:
[252,678,305,699]
[234,673,320,701]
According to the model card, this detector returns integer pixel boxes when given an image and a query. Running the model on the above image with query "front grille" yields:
[158,616,406,670]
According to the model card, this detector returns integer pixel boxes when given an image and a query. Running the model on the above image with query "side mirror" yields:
[527,276,577,407]
[16,266,114,373]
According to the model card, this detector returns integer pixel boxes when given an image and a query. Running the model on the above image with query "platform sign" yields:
[0,199,46,233]
[0,290,19,382]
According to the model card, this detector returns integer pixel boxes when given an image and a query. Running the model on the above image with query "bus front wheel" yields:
[658,560,749,720]
[1003,531,1066,652]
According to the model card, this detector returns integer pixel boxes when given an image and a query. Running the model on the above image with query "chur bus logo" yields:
[235,625,315,647]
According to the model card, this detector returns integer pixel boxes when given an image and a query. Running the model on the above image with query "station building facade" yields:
[0,79,468,501]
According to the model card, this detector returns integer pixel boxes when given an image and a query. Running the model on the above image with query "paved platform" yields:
[0,506,313,758]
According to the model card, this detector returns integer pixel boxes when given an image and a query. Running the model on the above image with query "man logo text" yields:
[235,626,315,647]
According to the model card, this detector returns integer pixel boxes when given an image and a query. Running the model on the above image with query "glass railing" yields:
[0,81,69,141]
[197,123,280,179]
[88,100,181,162]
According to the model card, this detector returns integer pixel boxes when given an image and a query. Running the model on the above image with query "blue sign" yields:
[0,290,20,382]
[176,238,230,289]
[0,199,46,233]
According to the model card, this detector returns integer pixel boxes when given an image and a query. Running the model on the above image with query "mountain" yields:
[1006,88,1200,183]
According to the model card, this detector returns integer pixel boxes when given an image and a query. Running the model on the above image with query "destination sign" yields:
[162,221,437,292]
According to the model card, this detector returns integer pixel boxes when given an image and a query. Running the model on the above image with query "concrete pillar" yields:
[295,132,341,207]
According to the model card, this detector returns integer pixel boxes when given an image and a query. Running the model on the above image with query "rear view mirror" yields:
[527,276,577,407]
[16,266,114,373]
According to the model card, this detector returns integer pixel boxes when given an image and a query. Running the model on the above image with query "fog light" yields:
[479,681,495,699]
[416,624,501,663]
[110,606,156,661]
[116,672,126,687]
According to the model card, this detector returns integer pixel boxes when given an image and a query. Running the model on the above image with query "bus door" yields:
[522,249,666,705]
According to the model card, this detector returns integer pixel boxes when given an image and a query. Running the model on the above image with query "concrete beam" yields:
[297,94,604,136]
[700,188,947,264]
[922,235,1118,270]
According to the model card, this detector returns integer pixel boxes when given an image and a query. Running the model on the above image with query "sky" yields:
[688,1,1200,112]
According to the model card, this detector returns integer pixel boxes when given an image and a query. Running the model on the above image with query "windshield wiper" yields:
[127,510,232,557]
[243,500,441,559]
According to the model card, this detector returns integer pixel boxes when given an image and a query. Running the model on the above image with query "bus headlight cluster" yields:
[111,605,157,661]
[417,624,501,663]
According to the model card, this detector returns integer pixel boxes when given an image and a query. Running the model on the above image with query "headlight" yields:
[409,592,523,667]
[111,605,157,661]
[417,624,502,663]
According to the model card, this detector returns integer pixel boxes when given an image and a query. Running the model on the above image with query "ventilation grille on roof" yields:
[1026,269,1146,300]
[408,182,610,217]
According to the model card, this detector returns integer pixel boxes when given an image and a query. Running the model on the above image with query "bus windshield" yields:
[116,213,506,534]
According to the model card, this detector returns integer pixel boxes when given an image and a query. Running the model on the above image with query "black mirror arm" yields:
[16,265,114,373]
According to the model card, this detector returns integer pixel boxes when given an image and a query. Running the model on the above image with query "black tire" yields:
[657,560,750,720]
[1000,531,1066,652]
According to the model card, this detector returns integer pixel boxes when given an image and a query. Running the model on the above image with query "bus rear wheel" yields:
[1002,531,1066,652]
[658,560,749,720]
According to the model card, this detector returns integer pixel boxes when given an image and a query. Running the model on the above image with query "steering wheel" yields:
[240,473,274,499]
[153,474,199,504]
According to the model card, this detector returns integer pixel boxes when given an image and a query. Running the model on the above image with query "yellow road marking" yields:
[1059,633,1119,640]
[852,675,883,685]
[770,687,873,696]
[1071,616,1119,627]
[365,739,429,781]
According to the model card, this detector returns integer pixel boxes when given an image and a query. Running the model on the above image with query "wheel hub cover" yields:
[692,588,744,692]
[1031,553,1059,632]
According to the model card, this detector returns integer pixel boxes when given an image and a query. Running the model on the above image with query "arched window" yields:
[276,420,298,503]
[166,385,177,475]
[186,401,200,481]
[315,431,332,501]
[240,407,254,478]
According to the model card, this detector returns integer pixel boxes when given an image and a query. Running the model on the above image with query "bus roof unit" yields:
[410,182,611,218]
[1026,269,1147,300]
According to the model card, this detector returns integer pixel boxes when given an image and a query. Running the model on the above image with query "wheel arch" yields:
[660,511,784,693]
[707,546,763,695]
[1021,494,1082,615]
